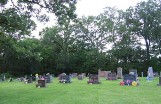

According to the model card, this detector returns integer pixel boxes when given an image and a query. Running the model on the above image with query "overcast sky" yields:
[76,0,147,17]
[32,0,147,38]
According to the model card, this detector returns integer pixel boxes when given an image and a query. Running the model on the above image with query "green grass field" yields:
[0,77,161,104]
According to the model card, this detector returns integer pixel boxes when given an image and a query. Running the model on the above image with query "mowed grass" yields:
[0,77,161,104]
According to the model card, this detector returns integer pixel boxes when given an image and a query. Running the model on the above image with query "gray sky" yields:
[76,0,147,16]
[32,0,147,38]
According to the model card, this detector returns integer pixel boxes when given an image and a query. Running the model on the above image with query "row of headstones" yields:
[99,67,159,79]
[1,67,159,87]
[33,67,160,87]
[36,73,86,88]
[35,74,54,88]
[33,73,161,88]
[16,73,54,84]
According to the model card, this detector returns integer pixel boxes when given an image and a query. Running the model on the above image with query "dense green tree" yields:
[124,0,161,65]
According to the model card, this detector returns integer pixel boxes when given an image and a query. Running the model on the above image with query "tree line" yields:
[0,0,161,76]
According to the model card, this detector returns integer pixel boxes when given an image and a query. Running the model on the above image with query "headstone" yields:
[71,73,77,78]
[58,73,66,80]
[129,69,138,78]
[59,75,72,83]
[78,74,84,80]
[9,78,13,82]
[0,74,4,82]
[141,72,143,77]
[157,77,161,86]
[87,74,100,84]
[35,74,39,81]
[117,67,123,79]
[153,72,159,77]
[36,80,46,87]
[24,76,32,83]
[98,69,110,77]
[16,77,25,82]
[148,67,154,78]
[44,76,51,83]
[123,74,137,85]
[31,76,36,81]
[107,72,117,80]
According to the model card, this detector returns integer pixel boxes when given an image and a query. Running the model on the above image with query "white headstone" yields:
[148,67,154,78]
[117,67,123,78]
[141,72,143,77]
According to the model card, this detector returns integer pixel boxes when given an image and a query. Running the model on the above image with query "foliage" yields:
[1,0,161,76]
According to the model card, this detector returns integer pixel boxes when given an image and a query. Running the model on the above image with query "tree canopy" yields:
[0,0,161,76]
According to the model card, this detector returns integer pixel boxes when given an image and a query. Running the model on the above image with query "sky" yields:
[32,0,147,38]
[76,0,147,16]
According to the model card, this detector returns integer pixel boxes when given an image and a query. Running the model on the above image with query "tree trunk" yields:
[145,39,150,65]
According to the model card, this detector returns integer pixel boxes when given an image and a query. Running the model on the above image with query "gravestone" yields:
[71,73,77,78]
[148,67,154,78]
[59,75,72,83]
[44,75,51,83]
[78,74,84,80]
[123,74,137,85]
[87,74,100,84]
[129,69,138,78]
[9,78,13,82]
[157,77,161,86]
[36,80,46,87]
[58,73,66,80]
[98,70,111,77]
[31,76,36,81]
[107,72,117,80]
[153,72,159,77]
[24,76,32,83]
[0,74,4,82]
[44,73,53,83]
[16,77,25,82]
[117,67,123,79]
[141,72,143,77]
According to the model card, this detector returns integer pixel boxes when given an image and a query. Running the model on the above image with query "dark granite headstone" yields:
[24,77,32,83]
[31,76,36,81]
[0,74,4,82]
[59,75,72,83]
[107,72,117,80]
[44,75,52,83]
[157,77,161,86]
[123,74,137,85]
[36,80,46,87]
[87,74,100,84]
[129,70,138,77]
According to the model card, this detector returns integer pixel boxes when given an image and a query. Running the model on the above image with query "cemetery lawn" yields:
[0,77,161,104]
